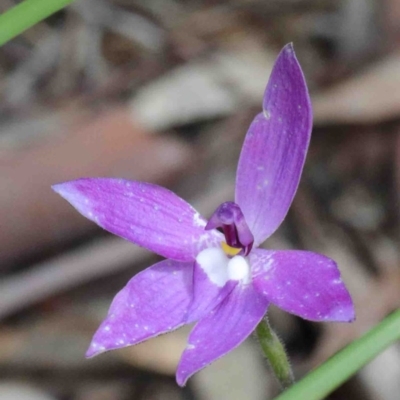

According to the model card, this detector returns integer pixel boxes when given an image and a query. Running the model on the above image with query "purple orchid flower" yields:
[52,44,354,386]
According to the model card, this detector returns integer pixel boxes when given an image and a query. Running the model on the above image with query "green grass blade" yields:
[275,309,400,400]
[0,0,75,46]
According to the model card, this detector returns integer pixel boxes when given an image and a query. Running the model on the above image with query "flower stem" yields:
[256,318,294,389]
[274,309,400,400]
[0,0,75,47]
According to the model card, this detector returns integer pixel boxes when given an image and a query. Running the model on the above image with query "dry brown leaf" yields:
[313,53,400,124]
[0,107,193,267]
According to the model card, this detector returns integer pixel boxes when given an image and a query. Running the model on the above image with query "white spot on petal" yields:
[196,247,229,287]
[193,212,206,227]
[228,256,250,283]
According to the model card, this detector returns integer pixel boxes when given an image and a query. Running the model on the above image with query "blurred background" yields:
[0,0,400,399]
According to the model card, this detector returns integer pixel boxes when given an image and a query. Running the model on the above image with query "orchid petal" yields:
[250,249,355,322]
[235,44,312,246]
[86,259,193,357]
[176,283,269,386]
[186,247,237,323]
[53,178,222,261]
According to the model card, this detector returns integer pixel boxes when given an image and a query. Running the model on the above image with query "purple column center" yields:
[205,201,254,256]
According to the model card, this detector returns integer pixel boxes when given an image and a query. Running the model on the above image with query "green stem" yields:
[274,309,400,400]
[0,0,76,46]
[256,318,294,389]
